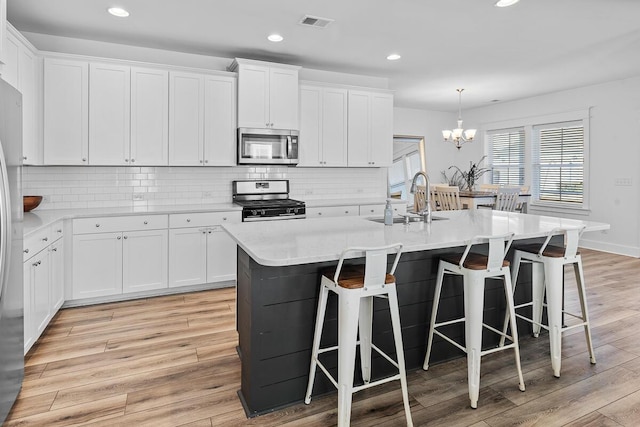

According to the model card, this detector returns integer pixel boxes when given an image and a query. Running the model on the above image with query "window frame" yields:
[482,109,590,213]
[487,127,525,187]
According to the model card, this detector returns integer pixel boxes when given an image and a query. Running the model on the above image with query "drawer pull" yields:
[186,219,191,222]
[42,237,48,242]
[33,260,41,267]
[124,236,128,240]
[117,236,121,240]
[222,217,227,221]
[57,229,62,233]
[144,221,148,225]
[51,248,57,252]
[24,249,29,254]
[96,224,100,228]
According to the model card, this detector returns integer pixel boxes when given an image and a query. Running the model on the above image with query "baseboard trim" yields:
[580,239,640,258]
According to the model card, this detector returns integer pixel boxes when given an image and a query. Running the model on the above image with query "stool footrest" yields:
[353,374,402,393]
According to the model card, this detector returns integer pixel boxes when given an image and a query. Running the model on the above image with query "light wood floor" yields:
[6,248,640,426]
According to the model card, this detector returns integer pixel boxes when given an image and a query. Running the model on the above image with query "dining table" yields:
[458,190,532,212]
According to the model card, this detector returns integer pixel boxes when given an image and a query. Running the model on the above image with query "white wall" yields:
[459,76,640,256]
[393,107,457,182]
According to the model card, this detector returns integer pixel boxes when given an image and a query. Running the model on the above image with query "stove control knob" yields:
[251,210,257,216]
[261,209,266,215]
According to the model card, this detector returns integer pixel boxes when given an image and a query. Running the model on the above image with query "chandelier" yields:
[442,88,477,149]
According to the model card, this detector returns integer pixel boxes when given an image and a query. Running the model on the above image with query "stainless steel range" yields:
[232,180,306,222]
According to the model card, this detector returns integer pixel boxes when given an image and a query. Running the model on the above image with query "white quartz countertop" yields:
[222,210,610,267]
[23,203,241,236]
[303,198,406,208]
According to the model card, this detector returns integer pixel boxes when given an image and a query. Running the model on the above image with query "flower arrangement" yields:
[441,156,491,191]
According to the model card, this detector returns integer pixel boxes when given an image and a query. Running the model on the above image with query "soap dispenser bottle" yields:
[384,199,394,226]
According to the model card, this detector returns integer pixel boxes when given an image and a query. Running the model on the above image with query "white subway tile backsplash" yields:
[24,166,388,210]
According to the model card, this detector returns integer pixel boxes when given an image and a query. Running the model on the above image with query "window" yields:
[533,121,584,205]
[488,128,525,186]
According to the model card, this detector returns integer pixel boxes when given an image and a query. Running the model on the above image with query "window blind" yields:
[488,128,525,186]
[533,122,584,204]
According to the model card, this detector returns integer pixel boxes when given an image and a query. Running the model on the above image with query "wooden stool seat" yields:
[513,243,578,258]
[321,265,395,289]
[440,253,510,270]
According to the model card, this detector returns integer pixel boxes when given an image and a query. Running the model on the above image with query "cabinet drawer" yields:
[24,226,52,261]
[169,211,241,228]
[51,221,64,242]
[306,205,359,218]
[359,204,407,217]
[73,215,169,234]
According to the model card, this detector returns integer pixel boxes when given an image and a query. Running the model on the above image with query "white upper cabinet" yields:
[203,75,236,166]
[169,71,204,165]
[299,85,348,167]
[347,90,393,167]
[131,67,169,165]
[0,0,6,67]
[3,27,40,164]
[232,59,300,130]
[89,63,131,165]
[43,57,89,165]
[169,71,236,166]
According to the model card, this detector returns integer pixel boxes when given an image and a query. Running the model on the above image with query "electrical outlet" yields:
[614,177,632,186]
[132,194,145,201]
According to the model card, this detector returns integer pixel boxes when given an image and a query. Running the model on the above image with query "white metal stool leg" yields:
[464,272,485,409]
[574,259,596,364]
[305,284,330,404]
[530,261,546,337]
[423,262,445,371]
[543,258,564,378]
[503,272,526,392]
[388,287,414,427]
[337,290,360,426]
[358,296,374,384]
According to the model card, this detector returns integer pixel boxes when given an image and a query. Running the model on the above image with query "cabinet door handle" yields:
[24,248,29,254]
[96,224,100,228]
[204,160,209,164]
[131,159,135,163]
[186,219,191,222]
[51,248,57,252]
[42,237,48,242]
[143,221,148,225]
[125,159,129,162]
[82,158,87,162]
[57,229,62,233]
[199,160,203,164]
[117,236,121,240]
[222,217,227,221]
[123,236,128,240]
[33,261,40,267]
[23,156,27,160]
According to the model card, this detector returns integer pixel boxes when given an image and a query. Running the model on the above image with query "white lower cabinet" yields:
[168,212,240,288]
[168,228,207,288]
[23,222,65,354]
[359,203,407,217]
[72,215,169,299]
[306,205,360,218]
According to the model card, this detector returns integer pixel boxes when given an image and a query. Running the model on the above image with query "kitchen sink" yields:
[367,215,448,224]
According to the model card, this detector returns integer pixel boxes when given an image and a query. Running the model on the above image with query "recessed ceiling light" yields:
[387,54,401,61]
[495,0,520,7]
[107,7,130,17]
[268,34,284,42]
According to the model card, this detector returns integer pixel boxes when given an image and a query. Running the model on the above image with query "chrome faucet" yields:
[410,171,432,223]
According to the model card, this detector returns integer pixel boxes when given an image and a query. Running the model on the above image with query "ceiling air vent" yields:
[299,15,334,29]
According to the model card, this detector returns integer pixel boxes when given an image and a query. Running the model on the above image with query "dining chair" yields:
[479,183,501,193]
[435,185,462,210]
[515,185,530,212]
[494,187,520,212]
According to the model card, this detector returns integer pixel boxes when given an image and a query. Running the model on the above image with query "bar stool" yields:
[500,227,595,378]
[423,233,525,409]
[304,243,413,427]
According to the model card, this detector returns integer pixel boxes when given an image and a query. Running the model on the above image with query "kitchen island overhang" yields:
[223,210,610,417]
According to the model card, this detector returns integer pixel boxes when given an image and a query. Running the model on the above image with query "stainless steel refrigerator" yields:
[0,78,24,423]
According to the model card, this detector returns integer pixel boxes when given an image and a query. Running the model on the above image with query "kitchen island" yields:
[223,210,609,416]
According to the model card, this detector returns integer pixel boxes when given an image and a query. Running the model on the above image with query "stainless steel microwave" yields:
[237,128,299,165]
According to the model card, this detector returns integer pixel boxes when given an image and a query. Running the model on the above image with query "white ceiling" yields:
[7,0,640,111]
